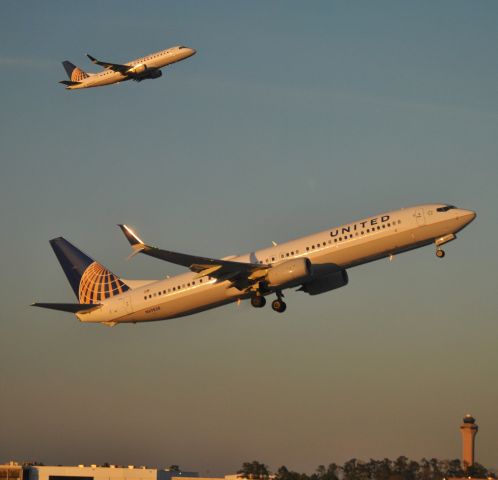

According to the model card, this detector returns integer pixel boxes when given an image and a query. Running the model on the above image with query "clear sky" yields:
[1,0,497,475]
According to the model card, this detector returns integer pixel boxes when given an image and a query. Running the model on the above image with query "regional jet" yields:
[59,45,196,90]
[33,204,476,326]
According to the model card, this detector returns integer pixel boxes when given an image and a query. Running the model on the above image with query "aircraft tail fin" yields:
[49,237,129,304]
[62,60,89,82]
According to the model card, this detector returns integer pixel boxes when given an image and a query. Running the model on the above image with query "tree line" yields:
[237,457,496,480]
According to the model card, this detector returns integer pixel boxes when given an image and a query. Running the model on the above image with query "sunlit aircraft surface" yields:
[33,204,476,326]
[59,45,196,90]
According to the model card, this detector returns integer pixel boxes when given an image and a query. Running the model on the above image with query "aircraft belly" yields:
[119,282,239,323]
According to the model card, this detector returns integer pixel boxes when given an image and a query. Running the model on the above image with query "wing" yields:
[86,54,130,74]
[118,224,268,286]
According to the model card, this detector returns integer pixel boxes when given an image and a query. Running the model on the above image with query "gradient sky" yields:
[1,0,497,475]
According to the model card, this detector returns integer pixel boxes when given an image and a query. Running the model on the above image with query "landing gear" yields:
[434,234,454,258]
[250,295,266,308]
[271,299,287,313]
[271,289,286,313]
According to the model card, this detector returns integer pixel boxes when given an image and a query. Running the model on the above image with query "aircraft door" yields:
[414,208,425,226]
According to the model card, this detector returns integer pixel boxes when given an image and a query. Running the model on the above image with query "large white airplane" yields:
[33,204,476,326]
[59,45,196,90]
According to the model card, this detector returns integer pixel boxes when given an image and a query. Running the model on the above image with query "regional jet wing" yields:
[86,54,130,74]
[118,225,267,283]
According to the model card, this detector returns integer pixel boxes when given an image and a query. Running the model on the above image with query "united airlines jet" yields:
[59,45,196,90]
[33,204,476,326]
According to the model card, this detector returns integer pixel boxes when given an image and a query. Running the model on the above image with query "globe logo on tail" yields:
[71,67,89,82]
[79,262,129,304]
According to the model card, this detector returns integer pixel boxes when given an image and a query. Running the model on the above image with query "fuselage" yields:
[76,204,476,325]
[67,46,196,90]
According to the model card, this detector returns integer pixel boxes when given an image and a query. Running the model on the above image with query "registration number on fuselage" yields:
[145,306,161,314]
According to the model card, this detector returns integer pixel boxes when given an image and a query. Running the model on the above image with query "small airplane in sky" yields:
[59,45,196,90]
[33,204,476,326]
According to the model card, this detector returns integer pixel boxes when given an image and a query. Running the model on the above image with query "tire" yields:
[251,295,266,308]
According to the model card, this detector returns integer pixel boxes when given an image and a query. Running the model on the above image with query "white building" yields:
[28,466,197,480]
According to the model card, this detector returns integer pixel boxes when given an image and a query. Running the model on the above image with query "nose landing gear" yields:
[434,233,455,258]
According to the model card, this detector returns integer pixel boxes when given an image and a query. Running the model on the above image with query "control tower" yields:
[460,414,478,470]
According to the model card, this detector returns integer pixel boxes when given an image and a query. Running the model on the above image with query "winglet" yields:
[118,224,145,245]
[86,53,98,64]
[118,224,146,259]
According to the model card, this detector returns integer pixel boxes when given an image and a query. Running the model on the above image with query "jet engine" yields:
[146,69,162,79]
[128,63,147,74]
[266,258,312,288]
[300,269,348,295]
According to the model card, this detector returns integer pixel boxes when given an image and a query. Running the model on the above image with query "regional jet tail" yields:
[33,204,476,326]
[59,45,196,90]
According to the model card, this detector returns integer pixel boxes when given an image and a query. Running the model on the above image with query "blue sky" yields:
[1,0,497,474]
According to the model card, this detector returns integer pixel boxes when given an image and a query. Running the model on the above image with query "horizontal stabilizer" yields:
[59,80,81,86]
[31,303,102,313]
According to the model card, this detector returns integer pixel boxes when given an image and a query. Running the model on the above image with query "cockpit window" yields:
[436,205,456,212]
[179,46,186,49]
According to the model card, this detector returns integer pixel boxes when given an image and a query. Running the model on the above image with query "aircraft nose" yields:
[460,209,477,224]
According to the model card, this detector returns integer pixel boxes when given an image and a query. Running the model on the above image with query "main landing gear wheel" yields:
[250,295,266,308]
[436,249,445,258]
[271,299,287,313]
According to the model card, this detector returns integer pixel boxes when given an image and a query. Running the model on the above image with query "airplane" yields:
[59,45,196,90]
[32,204,476,326]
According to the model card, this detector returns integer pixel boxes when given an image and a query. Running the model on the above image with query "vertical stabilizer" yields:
[62,61,89,82]
[50,237,129,304]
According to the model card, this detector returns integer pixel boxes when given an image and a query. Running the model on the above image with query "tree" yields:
[467,463,492,478]
[238,461,270,480]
